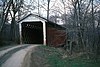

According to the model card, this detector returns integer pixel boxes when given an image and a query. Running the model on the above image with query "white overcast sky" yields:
[24,0,71,17]
[0,0,71,16]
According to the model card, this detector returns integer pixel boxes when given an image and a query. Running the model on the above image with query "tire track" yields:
[0,45,29,67]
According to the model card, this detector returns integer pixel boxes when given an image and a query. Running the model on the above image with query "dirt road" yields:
[0,44,37,67]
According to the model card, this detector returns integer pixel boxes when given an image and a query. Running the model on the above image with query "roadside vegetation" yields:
[30,45,100,67]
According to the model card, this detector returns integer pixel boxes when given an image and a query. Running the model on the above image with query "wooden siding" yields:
[46,27,66,47]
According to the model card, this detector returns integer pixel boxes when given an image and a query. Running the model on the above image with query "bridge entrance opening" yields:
[21,21,43,44]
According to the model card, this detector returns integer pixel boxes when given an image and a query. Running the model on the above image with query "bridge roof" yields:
[17,13,66,30]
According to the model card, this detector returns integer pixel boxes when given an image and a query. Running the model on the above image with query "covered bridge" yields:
[18,13,66,47]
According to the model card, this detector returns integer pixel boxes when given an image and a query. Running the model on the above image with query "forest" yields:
[0,0,100,61]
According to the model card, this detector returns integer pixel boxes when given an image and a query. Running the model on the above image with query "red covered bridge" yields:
[18,13,66,47]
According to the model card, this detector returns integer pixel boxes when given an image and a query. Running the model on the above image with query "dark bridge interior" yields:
[21,21,43,44]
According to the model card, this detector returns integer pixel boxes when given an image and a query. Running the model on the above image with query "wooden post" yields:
[19,23,22,44]
[43,21,46,45]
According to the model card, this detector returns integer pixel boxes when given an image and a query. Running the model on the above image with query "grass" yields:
[30,45,100,67]
[65,58,100,67]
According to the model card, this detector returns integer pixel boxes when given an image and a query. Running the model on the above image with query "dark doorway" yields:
[21,21,43,44]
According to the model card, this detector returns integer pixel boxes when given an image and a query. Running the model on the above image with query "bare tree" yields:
[47,0,50,20]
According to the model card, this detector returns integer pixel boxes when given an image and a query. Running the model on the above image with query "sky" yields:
[0,0,70,17]
[0,0,70,24]
[0,0,3,6]
[24,0,70,17]
[0,0,3,13]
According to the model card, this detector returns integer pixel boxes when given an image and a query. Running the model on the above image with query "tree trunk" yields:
[47,0,50,20]
[10,13,16,43]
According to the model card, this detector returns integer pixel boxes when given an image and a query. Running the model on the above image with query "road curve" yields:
[0,45,35,67]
